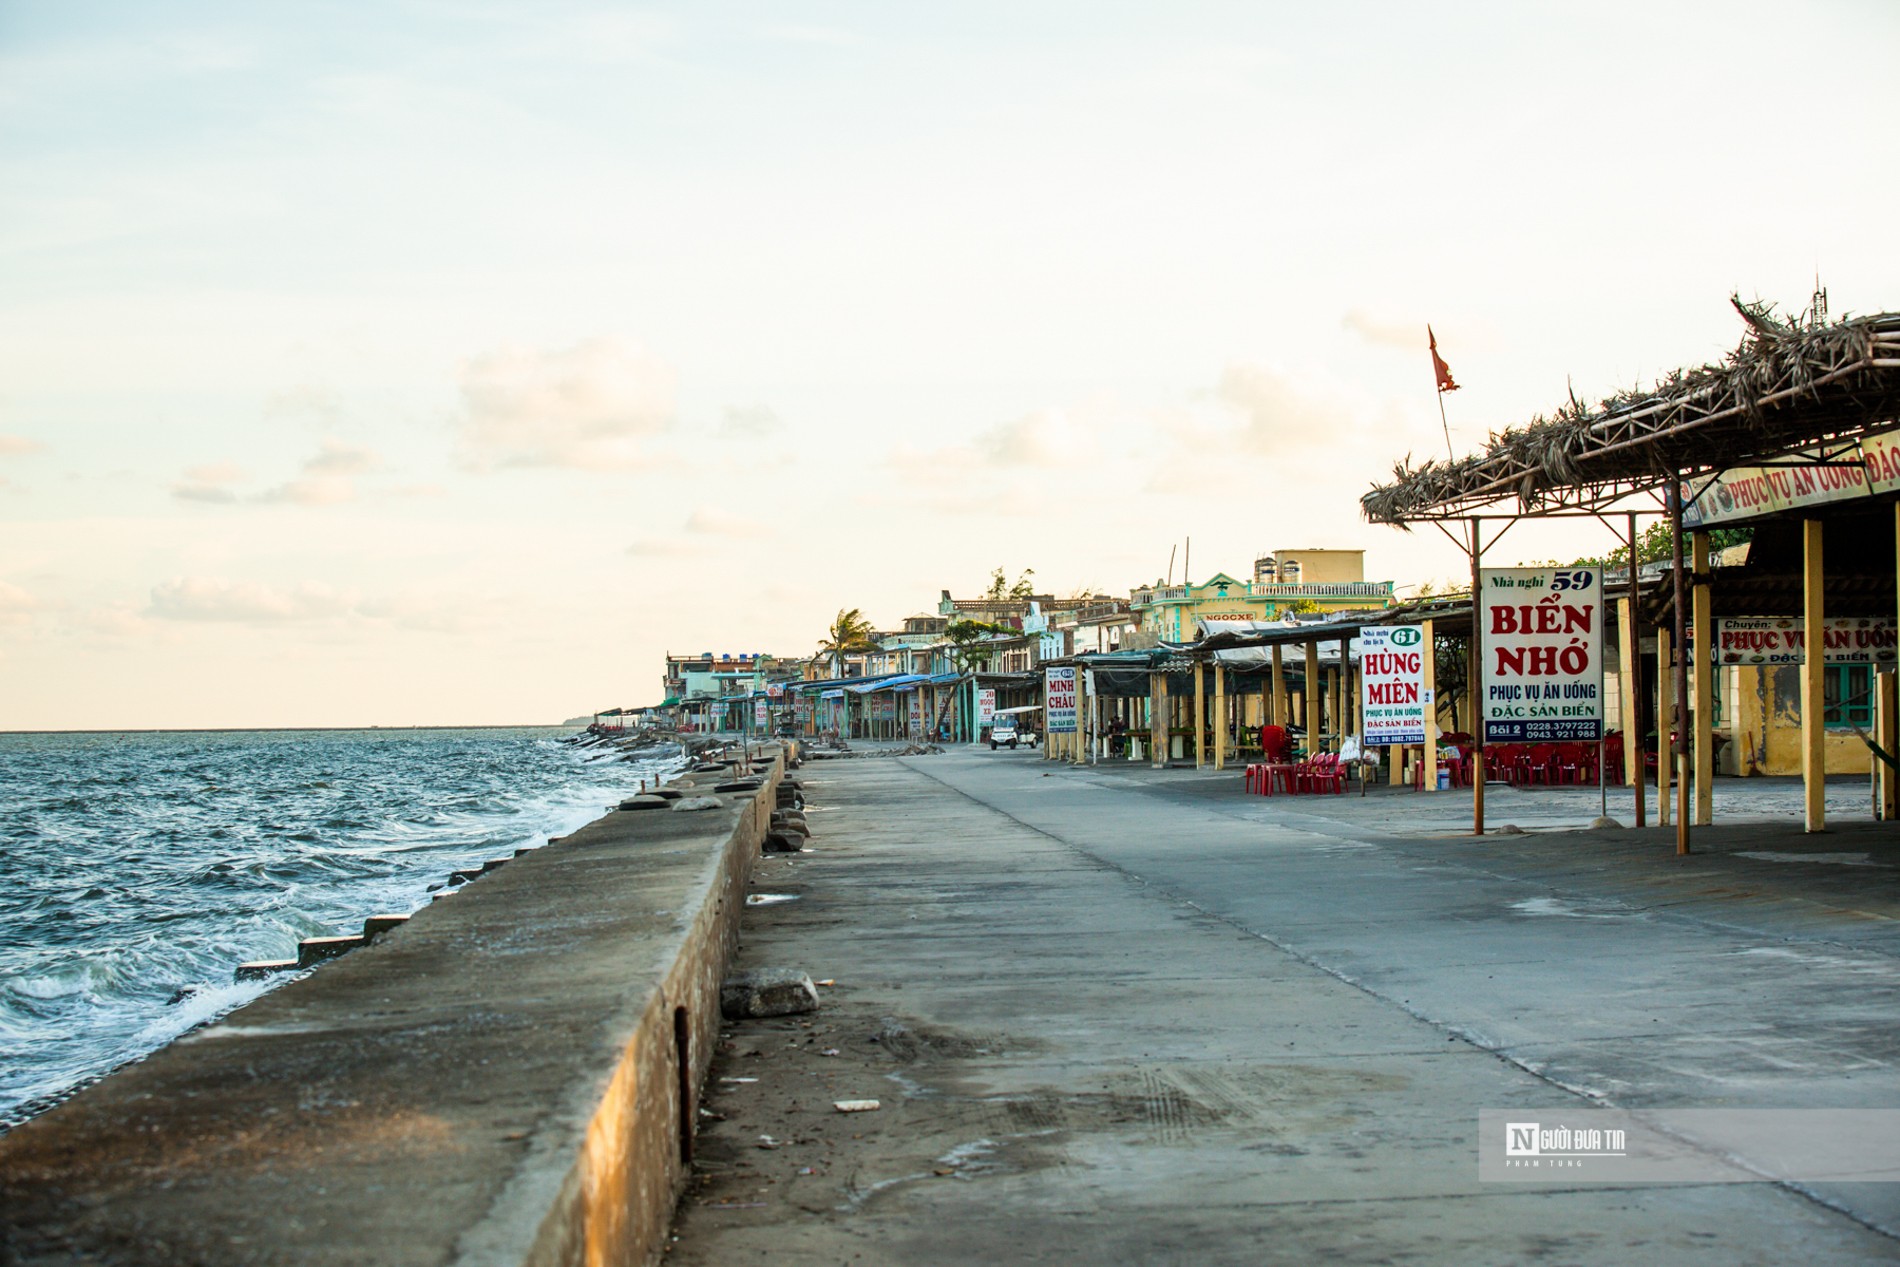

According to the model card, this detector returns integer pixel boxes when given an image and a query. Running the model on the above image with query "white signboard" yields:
[1045,666,1078,734]
[907,691,923,735]
[1479,567,1604,743]
[1682,447,1872,529]
[754,699,768,729]
[1709,617,1898,666]
[977,688,997,726]
[1359,625,1428,745]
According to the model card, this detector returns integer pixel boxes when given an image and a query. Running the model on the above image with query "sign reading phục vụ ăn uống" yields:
[1479,567,1604,744]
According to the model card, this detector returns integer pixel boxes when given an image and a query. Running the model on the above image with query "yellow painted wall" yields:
[1271,549,1365,584]
[1729,664,1872,776]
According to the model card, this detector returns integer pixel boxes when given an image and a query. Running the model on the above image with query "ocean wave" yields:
[0,726,683,1130]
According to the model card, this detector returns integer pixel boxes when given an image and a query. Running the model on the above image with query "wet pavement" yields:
[671,747,1900,1264]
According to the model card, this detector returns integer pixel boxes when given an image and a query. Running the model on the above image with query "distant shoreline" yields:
[0,724,576,736]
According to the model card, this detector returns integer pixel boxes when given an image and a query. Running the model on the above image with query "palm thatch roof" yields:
[1362,299,1900,524]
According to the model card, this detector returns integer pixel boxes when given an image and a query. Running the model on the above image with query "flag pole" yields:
[1436,387,1455,464]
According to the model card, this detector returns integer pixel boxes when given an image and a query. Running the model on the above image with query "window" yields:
[1824,664,1873,729]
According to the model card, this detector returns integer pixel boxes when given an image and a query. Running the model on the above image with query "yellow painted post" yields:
[1213,662,1227,771]
[1151,669,1169,770]
[1305,641,1322,753]
[1620,596,1641,795]
[1879,671,1898,821]
[1656,626,1673,828]
[1193,659,1207,769]
[1692,531,1714,825]
[1803,517,1826,832]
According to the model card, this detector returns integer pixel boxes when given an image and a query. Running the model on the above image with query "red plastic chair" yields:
[1524,744,1557,785]
[1298,752,1345,794]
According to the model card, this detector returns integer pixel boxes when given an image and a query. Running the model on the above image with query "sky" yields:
[3,1,1898,729]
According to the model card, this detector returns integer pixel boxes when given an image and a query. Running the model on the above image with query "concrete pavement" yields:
[673,749,1900,1264]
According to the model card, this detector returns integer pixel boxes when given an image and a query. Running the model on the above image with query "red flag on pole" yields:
[1428,326,1459,393]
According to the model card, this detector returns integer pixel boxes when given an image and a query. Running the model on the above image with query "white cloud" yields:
[1215,362,1357,452]
[719,404,781,437]
[301,438,377,476]
[684,506,767,538]
[456,337,675,471]
[257,474,357,506]
[626,538,705,558]
[1342,309,1422,351]
[172,484,241,505]
[264,385,343,426]
[0,435,45,456]
[148,577,357,624]
[886,407,1085,476]
[0,580,39,623]
[184,461,245,484]
[171,460,246,503]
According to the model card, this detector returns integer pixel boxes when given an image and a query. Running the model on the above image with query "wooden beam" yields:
[1803,517,1826,832]
[1880,671,1899,821]
[1656,625,1672,828]
[1150,670,1168,769]
[1305,641,1321,754]
[1270,644,1286,728]
[1213,663,1227,771]
[1692,531,1714,826]
[1193,661,1207,770]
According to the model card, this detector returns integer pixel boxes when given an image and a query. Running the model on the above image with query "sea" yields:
[0,726,683,1131]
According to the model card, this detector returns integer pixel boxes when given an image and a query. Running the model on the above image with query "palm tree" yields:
[818,608,878,678]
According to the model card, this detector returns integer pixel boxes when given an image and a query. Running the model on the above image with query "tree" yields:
[817,608,877,677]
[1570,524,1752,570]
[1283,598,1321,615]
[944,619,1010,674]
[985,566,1037,601]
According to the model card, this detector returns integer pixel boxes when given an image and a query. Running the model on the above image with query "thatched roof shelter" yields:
[1362,299,1900,524]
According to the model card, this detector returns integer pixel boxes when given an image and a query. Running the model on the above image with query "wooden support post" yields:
[1271,644,1286,728]
[1150,669,1169,770]
[1802,517,1826,832]
[1333,640,1348,741]
[1213,663,1227,771]
[1656,625,1673,828]
[1692,531,1714,826]
[1193,660,1207,769]
[1880,670,1899,821]
[1304,641,1322,753]
[1669,478,1691,853]
[1469,519,1485,835]
[1624,512,1645,827]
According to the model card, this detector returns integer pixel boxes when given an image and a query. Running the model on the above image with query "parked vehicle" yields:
[990,719,1021,749]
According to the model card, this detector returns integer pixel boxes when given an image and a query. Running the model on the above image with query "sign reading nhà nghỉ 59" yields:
[1479,567,1604,743]
[1359,625,1428,746]
[1711,617,1898,666]
[1044,666,1078,733]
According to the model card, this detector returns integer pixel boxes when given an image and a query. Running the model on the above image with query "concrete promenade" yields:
[0,749,785,1267]
[677,748,1900,1264]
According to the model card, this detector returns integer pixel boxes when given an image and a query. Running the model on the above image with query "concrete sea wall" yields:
[0,743,791,1267]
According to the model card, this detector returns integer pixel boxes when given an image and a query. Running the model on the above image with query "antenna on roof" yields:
[1809,274,1828,329]
[1166,543,1176,586]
